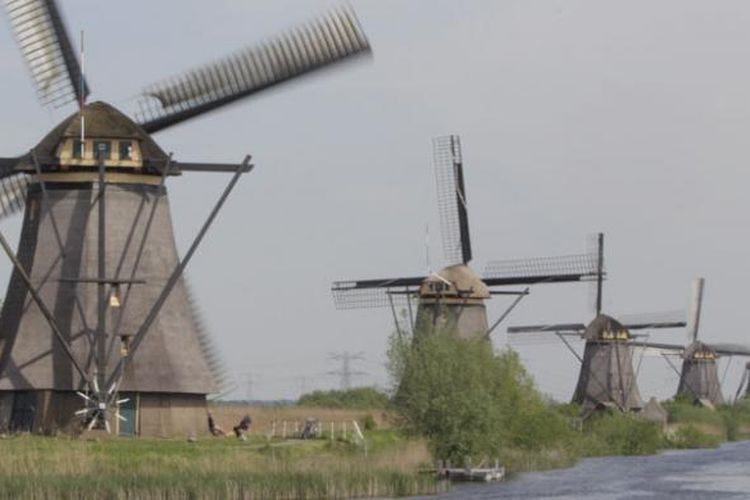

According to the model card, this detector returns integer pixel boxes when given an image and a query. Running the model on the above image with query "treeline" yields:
[298,387,390,409]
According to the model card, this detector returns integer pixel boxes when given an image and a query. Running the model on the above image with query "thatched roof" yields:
[420,264,490,300]
[582,314,630,341]
[683,341,717,360]
[32,101,168,161]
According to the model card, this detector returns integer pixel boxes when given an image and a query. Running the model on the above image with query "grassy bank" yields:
[0,432,442,499]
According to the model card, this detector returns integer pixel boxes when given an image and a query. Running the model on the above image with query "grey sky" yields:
[1,0,749,400]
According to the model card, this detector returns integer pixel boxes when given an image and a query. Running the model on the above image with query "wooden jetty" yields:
[433,462,506,482]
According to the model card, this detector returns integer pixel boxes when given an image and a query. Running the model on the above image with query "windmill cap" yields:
[420,264,490,300]
[32,101,168,161]
[684,341,717,359]
[583,314,630,341]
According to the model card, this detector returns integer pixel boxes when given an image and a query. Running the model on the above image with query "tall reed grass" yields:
[0,434,441,499]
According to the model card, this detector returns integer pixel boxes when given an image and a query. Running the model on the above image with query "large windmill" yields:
[332,135,603,340]
[631,278,750,407]
[508,238,686,413]
[0,0,370,436]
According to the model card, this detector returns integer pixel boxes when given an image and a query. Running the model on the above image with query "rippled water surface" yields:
[421,441,750,499]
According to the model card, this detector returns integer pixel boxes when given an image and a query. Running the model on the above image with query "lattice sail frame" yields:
[4,0,87,107]
[484,253,600,281]
[331,282,418,310]
[0,174,29,219]
[135,6,370,133]
[433,135,471,265]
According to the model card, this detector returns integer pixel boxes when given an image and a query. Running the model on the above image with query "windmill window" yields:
[94,141,111,160]
[119,141,133,160]
[73,140,84,159]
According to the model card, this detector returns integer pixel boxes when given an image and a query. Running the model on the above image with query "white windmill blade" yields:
[75,391,92,402]
[686,277,704,343]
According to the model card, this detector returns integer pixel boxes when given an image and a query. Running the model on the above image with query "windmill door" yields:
[10,392,36,432]
[118,395,137,436]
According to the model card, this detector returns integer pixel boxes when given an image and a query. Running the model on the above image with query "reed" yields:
[0,433,440,499]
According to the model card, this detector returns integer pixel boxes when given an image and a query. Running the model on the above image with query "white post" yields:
[330,421,334,441]
[271,420,276,438]
[282,420,287,439]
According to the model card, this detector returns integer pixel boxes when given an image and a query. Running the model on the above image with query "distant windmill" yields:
[508,237,686,413]
[631,278,750,407]
[332,135,603,340]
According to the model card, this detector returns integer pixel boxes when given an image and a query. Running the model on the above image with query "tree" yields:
[388,327,572,464]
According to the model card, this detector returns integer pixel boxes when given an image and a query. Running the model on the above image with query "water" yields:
[424,441,750,499]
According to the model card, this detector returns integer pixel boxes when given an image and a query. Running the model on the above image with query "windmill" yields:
[0,0,371,436]
[631,278,750,407]
[332,135,603,341]
[507,236,686,413]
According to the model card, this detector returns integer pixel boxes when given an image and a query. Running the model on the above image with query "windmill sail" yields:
[4,0,88,107]
[135,6,370,134]
[686,277,704,343]
[0,175,29,220]
[434,135,471,265]
[483,252,601,286]
[509,312,686,335]
[331,277,424,309]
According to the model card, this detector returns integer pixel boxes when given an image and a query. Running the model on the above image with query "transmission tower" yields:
[328,351,366,390]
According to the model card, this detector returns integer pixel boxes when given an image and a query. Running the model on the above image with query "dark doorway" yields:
[10,392,36,432]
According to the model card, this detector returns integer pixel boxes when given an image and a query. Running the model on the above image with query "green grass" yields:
[0,433,442,499]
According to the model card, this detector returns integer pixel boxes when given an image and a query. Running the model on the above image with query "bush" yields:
[388,327,575,465]
[582,412,665,456]
[362,414,377,431]
[667,424,721,449]
[298,387,390,409]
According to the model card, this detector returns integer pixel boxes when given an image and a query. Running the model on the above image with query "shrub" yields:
[582,412,664,456]
[388,327,575,465]
[668,424,721,449]
[298,387,390,409]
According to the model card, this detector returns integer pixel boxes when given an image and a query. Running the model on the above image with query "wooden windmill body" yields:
[0,0,371,435]
[571,315,643,411]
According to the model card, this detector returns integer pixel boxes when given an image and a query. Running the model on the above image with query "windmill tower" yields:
[631,278,750,407]
[0,0,371,436]
[508,236,686,413]
[736,362,750,402]
[332,135,603,340]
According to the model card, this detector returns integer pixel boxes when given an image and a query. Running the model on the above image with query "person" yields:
[233,414,252,440]
[207,412,226,437]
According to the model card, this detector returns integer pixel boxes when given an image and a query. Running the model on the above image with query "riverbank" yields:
[428,439,750,499]
[0,430,443,499]
[0,400,747,498]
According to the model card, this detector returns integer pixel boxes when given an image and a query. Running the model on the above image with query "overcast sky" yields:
[1,0,750,401]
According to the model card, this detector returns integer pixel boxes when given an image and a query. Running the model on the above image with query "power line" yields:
[327,351,366,390]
